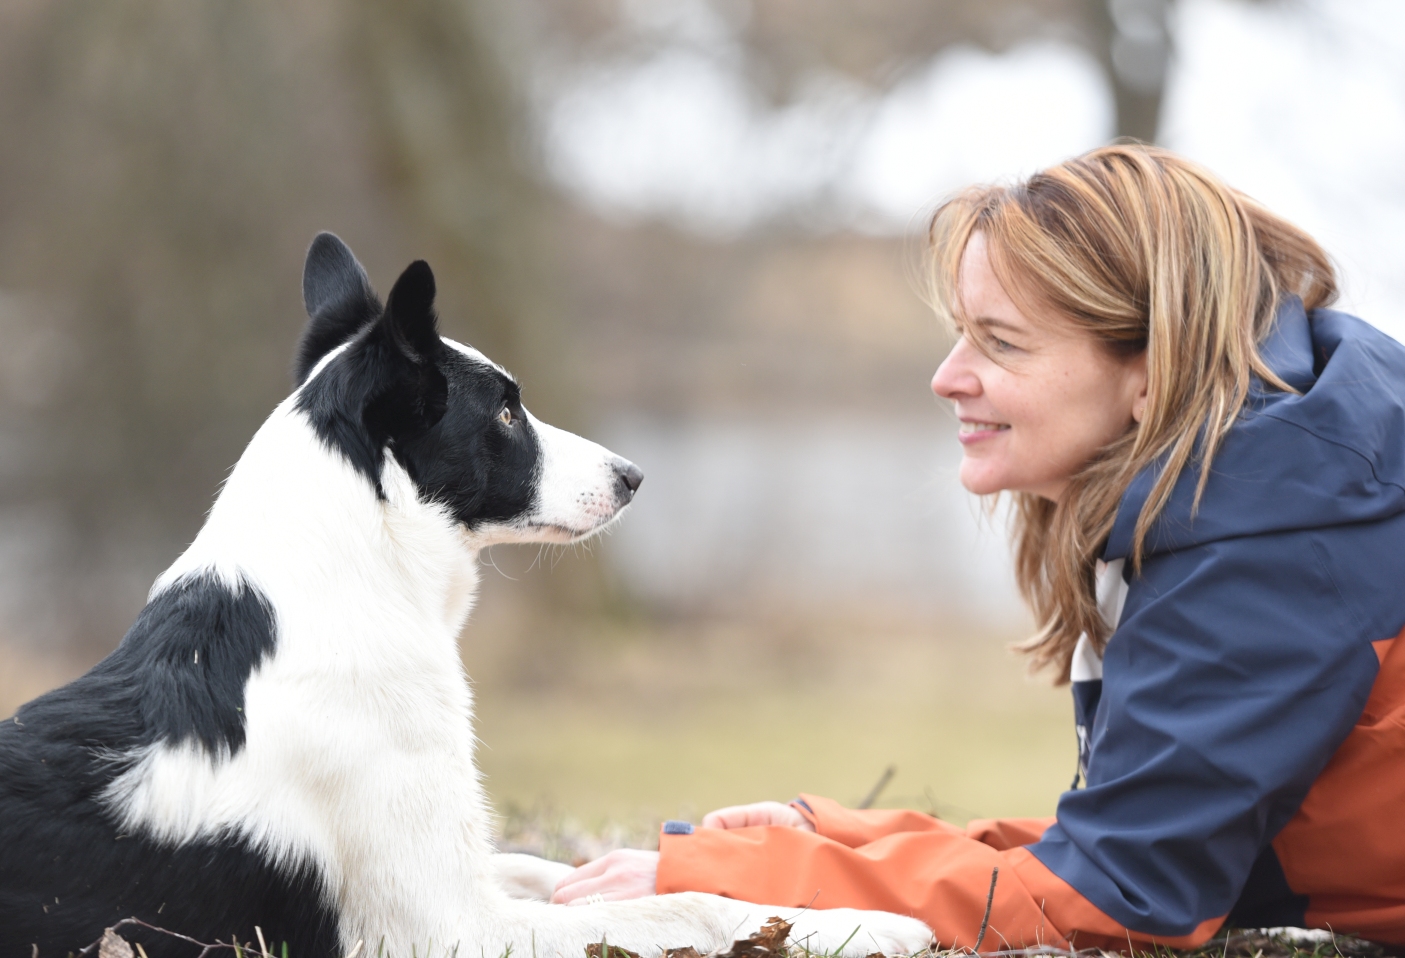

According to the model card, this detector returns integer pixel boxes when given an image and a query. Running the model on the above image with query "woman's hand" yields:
[549,802,814,904]
[550,849,659,904]
[702,800,816,832]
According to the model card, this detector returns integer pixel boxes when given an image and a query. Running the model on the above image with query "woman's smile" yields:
[955,418,1011,443]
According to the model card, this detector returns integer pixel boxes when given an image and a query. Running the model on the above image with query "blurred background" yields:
[1,0,1403,837]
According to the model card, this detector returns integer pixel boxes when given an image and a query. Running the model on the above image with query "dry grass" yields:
[490,809,1391,958]
[461,590,1069,828]
[9,621,1389,958]
[79,915,1392,958]
[495,798,659,866]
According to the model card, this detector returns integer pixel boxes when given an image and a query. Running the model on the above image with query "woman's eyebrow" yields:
[970,315,1025,334]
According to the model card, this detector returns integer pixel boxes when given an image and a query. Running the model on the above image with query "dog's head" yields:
[292,232,641,544]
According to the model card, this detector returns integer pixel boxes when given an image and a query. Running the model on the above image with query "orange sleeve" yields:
[963,817,1057,851]
[794,793,1055,853]
[790,794,965,847]
[657,797,1226,951]
[657,820,1062,950]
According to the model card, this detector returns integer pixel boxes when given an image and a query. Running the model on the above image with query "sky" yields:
[537,0,1405,340]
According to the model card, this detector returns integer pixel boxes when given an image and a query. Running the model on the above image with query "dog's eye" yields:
[498,406,513,426]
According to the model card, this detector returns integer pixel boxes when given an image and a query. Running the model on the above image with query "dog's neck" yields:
[112,397,503,920]
[158,396,485,650]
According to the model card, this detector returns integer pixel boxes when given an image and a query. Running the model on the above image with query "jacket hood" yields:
[1105,299,1405,560]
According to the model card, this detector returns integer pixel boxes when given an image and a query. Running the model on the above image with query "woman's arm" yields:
[551,802,812,904]
[652,525,1393,946]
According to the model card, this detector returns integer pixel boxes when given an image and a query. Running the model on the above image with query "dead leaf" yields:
[98,929,135,958]
[585,943,641,958]
[664,948,702,958]
[716,917,792,958]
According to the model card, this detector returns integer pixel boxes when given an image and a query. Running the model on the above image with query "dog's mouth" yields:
[521,511,625,543]
[525,520,592,540]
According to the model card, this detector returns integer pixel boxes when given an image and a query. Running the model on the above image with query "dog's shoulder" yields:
[2,572,276,778]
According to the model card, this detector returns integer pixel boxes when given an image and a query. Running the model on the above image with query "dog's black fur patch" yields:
[14,573,276,761]
[0,574,337,957]
[295,242,541,527]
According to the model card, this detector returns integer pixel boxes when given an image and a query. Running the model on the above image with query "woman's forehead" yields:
[958,238,1034,327]
[959,233,1095,344]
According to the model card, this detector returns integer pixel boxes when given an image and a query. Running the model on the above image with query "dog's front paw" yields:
[786,907,933,957]
[492,852,575,901]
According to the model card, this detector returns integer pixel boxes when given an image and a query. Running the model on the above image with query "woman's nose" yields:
[931,336,980,400]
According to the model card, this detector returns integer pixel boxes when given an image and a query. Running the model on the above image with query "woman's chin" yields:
[957,463,1008,497]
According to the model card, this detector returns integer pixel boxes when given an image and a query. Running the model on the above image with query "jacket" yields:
[655,300,1405,948]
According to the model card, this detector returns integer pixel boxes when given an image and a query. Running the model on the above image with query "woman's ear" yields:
[1129,350,1149,424]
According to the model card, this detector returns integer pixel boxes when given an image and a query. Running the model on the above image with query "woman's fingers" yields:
[701,803,769,828]
[550,805,818,906]
[550,854,617,902]
[550,849,660,904]
[701,801,814,831]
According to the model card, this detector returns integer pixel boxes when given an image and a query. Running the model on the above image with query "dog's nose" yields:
[614,459,644,499]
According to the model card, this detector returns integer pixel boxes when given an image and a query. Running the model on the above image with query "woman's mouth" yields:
[957,420,1011,444]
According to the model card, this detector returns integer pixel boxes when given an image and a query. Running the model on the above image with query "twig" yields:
[857,765,897,810]
[77,918,248,958]
[1326,923,1343,958]
[972,866,999,954]
[782,890,823,923]
[972,943,1101,949]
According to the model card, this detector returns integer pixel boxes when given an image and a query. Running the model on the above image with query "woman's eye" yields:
[498,406,513,426]
[991,337,1014,351]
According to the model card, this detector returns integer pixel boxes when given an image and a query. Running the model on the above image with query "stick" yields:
[972,866,999,954]
[857,765,896,810]
[77,918,246,958]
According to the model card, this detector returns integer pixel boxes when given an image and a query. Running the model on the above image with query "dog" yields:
[0,234,933,958]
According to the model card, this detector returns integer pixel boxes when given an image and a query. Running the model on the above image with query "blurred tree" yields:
[1085,0,1171,143]
[0,0,554,652]
[343,0,566,408]
[731,0,1171,143]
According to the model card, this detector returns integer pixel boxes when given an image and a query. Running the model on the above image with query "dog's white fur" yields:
[93,337,933,957]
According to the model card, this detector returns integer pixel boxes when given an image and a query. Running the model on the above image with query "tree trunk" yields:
[1085,0,1171,143]
[341,0,570,419]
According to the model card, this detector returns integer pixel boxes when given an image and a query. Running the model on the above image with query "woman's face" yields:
[931,233,1148,502]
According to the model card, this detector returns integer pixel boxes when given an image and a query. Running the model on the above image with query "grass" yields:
[490,809,1391,958]
[13,602,1389,958]
[84,914,1391,958]
[462,602,1073,828]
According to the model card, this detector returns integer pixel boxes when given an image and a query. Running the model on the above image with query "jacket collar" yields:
[1103,298,1314,561]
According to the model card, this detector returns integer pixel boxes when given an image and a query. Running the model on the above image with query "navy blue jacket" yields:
[1031,299,1405,935]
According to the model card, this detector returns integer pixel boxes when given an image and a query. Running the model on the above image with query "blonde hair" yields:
[927,145,1337,682]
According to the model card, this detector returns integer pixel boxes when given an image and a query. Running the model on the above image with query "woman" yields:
[551,145,1405,949]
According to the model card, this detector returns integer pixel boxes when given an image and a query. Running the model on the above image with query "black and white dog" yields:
[0,236,932,958]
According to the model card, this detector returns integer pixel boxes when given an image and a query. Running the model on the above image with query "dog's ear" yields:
[360,259,448,441]
[378,260,441,366]
[296,232,382,384]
